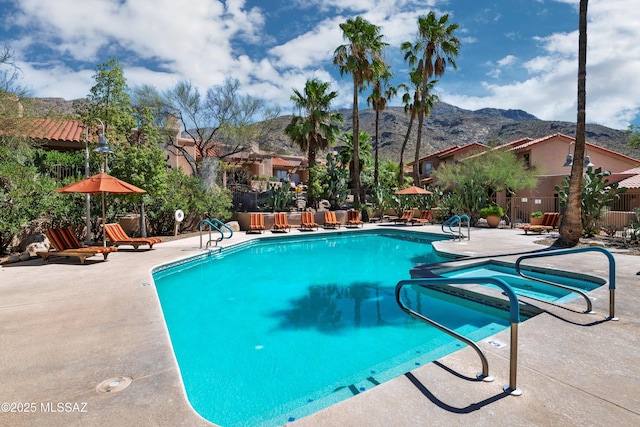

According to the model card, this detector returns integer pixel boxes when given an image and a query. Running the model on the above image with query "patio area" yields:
[1,225,639,426]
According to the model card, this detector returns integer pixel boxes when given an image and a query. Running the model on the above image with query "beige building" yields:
[410,133,640,226]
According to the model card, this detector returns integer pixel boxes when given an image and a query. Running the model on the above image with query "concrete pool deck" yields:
[1,224,638,426]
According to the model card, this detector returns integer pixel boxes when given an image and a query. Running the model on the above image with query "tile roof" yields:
[2,118,86,143]
[272,157,295,168]
[615,167,640,189]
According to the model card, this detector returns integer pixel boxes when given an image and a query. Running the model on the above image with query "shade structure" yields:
[56,173,146,246]
[394,185,432,195]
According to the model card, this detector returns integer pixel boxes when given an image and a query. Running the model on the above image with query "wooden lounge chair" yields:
[104,223,163,249]
[345,210,363,228]
[324,211,341,229]
[410,209,433,226]
[247,213,265,234]
[394,210,414,225]
[300,211,319,231]
[39,227,117,264]
[519,212,559,234]
[272,212,291,232]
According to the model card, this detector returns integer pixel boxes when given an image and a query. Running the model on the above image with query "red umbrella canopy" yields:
[56,173,146,194]
[394,185,432,195]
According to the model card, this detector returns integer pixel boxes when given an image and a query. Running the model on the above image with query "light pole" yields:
[83,119,111,245]
[562,141,595,168]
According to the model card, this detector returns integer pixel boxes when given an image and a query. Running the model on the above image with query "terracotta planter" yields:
[530,216,544,226]
[485,215,501,228]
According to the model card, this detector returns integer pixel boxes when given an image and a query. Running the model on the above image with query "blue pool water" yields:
[153,231,513,426]
[435,262,603,303]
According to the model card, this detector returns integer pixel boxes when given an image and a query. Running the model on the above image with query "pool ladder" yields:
[515,246,617,320]
[199,218,233,248]
[442,215,470,241]
[394,246,618,397]
[396,277,522,395]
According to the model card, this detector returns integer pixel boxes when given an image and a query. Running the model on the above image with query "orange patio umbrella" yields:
[56,173,146,246]
[394,185,432,195]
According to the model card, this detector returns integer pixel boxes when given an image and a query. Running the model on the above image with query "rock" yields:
[19,233,49,255]
[19,252,32,261]
[226,221,240,232]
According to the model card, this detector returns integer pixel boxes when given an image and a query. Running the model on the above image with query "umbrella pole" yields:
[102,192,106,247]
[85,194,92,245]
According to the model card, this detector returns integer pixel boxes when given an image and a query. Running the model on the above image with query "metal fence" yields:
[507,194,640,231]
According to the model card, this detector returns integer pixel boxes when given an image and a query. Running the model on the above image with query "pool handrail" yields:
[199,219,233,248]
[515,246,617,320]
[395,276,522,395]
[441,215,470,241]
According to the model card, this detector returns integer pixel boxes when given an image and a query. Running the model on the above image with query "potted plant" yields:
[530,211,544,225]
[480,205,504,228]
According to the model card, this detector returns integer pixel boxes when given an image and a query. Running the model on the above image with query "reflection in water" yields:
[270,282,409,333]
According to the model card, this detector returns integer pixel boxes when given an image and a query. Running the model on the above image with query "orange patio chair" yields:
[519,212,559,234]
[346,210,363,228]
[247,213,265,234]
[300,211,319,231]
[410,209,433,226]
[394,210,414,225]
[104,223,163,250]
[39,227,117,264]
[324,211,341,229]
[272,212,291,232]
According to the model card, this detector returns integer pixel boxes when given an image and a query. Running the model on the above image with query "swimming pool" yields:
[152,231,513,426]
[432,261,604,304]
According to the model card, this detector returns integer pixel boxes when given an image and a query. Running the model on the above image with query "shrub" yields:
[530,211,543,218]
[479,205,504,218]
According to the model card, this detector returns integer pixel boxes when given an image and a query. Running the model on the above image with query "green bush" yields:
[530,211,543,218]
[479,205,504,218]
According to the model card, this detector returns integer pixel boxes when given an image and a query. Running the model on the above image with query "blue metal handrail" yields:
[515,247,617,320]
[199,219,233,248]
[396,277,522,395]
[441,215,470,241]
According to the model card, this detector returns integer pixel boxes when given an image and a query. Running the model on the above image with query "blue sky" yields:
[1,0,639,130]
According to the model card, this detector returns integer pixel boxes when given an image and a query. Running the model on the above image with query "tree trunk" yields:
[352,79,362,204]
[398,107,416,186]
[374,109,380,186]
[413,105,425,185]
[557,0,588,248]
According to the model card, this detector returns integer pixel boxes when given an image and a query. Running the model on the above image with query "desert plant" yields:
[479,205,504,218]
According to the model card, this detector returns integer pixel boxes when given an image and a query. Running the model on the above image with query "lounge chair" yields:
[300,211,319,231]
[39,227,117,264]
[104,223,163,249]
[272,212,291,232]
[324,211,341,229]
[345,210,363,228]
[518,212,559,234]
[394,210,414,225]
[410,209,433,226]
[247,213,265,234]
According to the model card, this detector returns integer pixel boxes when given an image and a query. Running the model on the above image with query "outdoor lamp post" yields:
[83,118,109,245]
[563,141,595,168]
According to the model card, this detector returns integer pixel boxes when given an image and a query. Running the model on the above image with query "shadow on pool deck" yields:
[0,224,638,427]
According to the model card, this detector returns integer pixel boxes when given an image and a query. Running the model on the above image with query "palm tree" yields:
[367,68,396,186]
[285,78,343,207]
[334,16,388,204]
[557,0,589,247]
[412,12,460,183]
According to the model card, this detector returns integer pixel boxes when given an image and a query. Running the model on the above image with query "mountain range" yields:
[260,102,638,162]
[31,97,638,162]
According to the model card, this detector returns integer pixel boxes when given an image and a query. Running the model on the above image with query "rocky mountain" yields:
[261,103,637,161]
[31,98,637,161]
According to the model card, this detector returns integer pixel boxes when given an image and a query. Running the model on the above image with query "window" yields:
[523,153,531,168]
[423,162,432,177]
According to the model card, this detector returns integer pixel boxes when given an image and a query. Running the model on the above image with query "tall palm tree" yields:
[557,0,589,247]
[367,68,396,186]
[334,16,388,204]
[413,12,460,184]
[285,78,343,207]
